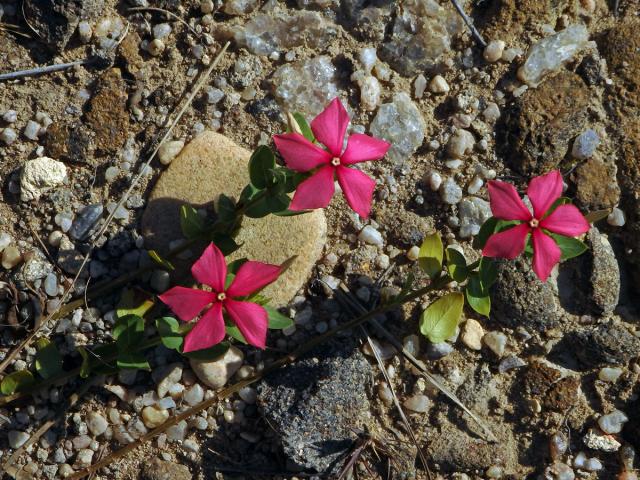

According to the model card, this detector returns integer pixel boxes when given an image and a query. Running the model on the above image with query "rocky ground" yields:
[0,0,639,479]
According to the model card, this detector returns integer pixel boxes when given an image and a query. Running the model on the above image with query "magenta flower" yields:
[273,98,390,218]
[158,244,281,352]
[483,170,590,282]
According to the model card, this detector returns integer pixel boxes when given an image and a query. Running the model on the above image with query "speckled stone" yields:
[141,132,327,307]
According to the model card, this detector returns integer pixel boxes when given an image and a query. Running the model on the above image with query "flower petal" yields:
[289,165,336,211]
[341,133,391,165]
[335,165,376,218]
[227,261,282,297]
[482,223,530,259]
[531,229,561,282]
[539,204,590,236]
[527,170,563,219]
[224,300,268,349]
[273,133,332,172]
[487,180,532,221]
[310,97,350,156]
[182,302,225,353]
[158,286,216,322]
[191,243,227,292]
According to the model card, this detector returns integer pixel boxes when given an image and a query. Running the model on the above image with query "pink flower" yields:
[273,98,390,218]
[483,170,590,282]
[158,244,281,352]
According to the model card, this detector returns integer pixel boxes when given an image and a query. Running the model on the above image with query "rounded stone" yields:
[141,132,327,307]
[86,412,108,437]
[142,406,170,429]
[189,345,244,389]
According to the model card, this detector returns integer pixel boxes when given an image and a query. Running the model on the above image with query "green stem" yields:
[1,277,447,407]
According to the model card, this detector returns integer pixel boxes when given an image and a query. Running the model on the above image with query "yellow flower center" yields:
[331,157,341,167]
[217,292,227,301]
[529,218,539,228]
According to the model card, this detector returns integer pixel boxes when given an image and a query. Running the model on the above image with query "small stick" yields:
[127,7,200,37]
[449,0,487,48]
[0,59,88,82]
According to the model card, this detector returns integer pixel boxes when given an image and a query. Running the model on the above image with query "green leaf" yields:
[249,146,276,189]
[211,233,240,256]
[445,248,469,283]
[418,232,443,279]
[35,338,63,380]
[180,204,206,239]
[116,352,150,371]
[182,342,230,361]
[1,370,35,395]
[227,258,248,275]
[419,292,464,343]
[156,317,183,350]
[549,233,588,261]
[217,194,236,223]
[78,347,91,378]
[244,192,290,218]
[478,257,498,289]
[473,217,498,250]
[117,289,155,319]
[466,274,491,317]
[292,113,315,142]
[543,197,571,218]
[265,305,294,330]
[273,209,309,217]
[495,220,521,233]
[225,322,248,344]
[148,250,175,271]
[114,315,145,351]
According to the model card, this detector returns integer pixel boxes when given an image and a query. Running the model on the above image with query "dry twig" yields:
[449,0,487,48]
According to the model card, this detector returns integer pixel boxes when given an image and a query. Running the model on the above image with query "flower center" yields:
[217,292,227,301]
[529,218,539,228]
[331,157,341,167]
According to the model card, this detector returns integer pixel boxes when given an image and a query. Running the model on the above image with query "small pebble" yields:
[86,412,108,437]
[147,39,165,56]
[467,176,484,195]
[572,129,600,160]
[358,226,383,247]
[153,23,172,40]
[483,331,507,356]
[24,120,41,140]
[1,127,17,145]
[461,319,484,350]
[141,406,170,429]
[427,171,442,191]
[2,246,22,269]
[77,21,92,43]
[440,178,463,205]
[150,270,171,293]
[407,246,420,261]
[403,394,430,413]
[8,431,29,449]
[598,410,628,434]
[483,102,501,123]
[486,465,503,478]
[158,140,184,165]
[200,0,214,13]
[447,130,475,159]
[426,342,454,359]
[598,367,623,382]
[2,110,17,123]
[429,75,450,94]
[607,207,626,227]
[414,74,427,99]
[483,40,506,63]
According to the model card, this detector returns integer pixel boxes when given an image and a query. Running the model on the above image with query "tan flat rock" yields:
[141,131,326,307]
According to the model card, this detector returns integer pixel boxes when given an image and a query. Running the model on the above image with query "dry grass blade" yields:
[362,325,433,479]
[331,283,432,478]
[336,283,498,443]
[449,0,487,48]
[0,23,31,38]
[0,41,230,379]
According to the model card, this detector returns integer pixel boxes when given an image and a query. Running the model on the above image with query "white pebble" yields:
[598,410,628,434]
[483,331,507,356]
[158,140,184,165]
[358,226,383,247]
[1,127,17,145]
[483,40,506,63]
[407,246,420,261]
[598,367,623,382]
[2,110,17,123]
[153,23,172,40]
[427,171,442,191]
[414,74,427,99]
[359,47,377,73]
[24,120,41,140]
[429,75,450,94]
[607,207,626,227]
[467,176,484,195]
[403,394,430,413]
[461,319,484,350]
[147,39,165,56]
[78,21,92,43]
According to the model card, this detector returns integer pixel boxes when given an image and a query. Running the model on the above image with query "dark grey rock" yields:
[23,0,104,51]
[588,228,620,314]
[69,204,104,241]
[555,322,640,369]
[257,339,372,475]
[491,259,561,333]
